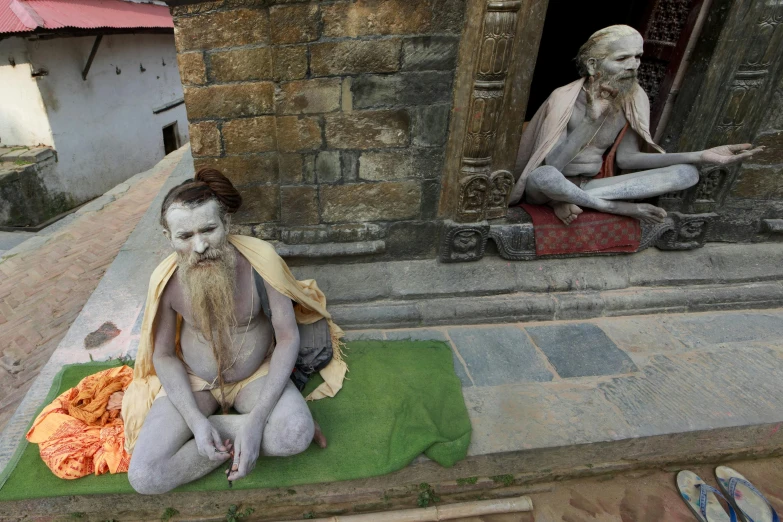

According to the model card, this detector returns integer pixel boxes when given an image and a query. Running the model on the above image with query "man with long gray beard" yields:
[509,25,763,225]
[121,168,345,494]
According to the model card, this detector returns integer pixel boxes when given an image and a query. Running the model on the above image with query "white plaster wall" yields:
[0,38,54,147]
[24,34,189,202]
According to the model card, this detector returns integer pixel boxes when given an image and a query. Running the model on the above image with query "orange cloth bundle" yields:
[26,365,133,479]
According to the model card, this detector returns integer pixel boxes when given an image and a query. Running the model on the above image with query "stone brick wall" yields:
[173,0,466,259]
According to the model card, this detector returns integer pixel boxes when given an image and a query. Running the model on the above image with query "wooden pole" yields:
[283,496,534,522]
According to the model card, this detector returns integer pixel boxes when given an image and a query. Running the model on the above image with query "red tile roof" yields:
[0,0,173,35]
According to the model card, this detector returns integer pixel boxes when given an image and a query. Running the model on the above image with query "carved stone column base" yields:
[439,220,490,263]
[655,212,718,250]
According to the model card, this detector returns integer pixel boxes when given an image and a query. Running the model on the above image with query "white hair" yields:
[576,25,642,77]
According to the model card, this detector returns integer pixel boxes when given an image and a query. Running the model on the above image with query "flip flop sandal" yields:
[678,470,739,522]
[716,466,780,522]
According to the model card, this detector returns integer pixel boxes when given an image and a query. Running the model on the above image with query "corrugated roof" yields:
[0,0,173,35]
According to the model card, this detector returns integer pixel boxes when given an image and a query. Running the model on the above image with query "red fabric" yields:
[1,0,172,34]
[595,123,629,179]
[521,204,640,256]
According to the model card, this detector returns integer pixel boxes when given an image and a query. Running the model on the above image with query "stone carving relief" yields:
[486,170,514,219]
[440,221,490,263]
[456,0,522,222]
[655,212,716,250]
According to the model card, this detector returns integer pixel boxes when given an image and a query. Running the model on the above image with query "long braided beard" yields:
[178,243,236,412]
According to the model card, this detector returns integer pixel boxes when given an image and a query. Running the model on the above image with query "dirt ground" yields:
[452,456,783,522]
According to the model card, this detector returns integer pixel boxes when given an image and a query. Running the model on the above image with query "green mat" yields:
[0,341,471,501]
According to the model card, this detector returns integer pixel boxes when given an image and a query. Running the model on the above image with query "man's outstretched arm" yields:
[228,281,300,481]
[152,284,229,461]
[616,128,763,170]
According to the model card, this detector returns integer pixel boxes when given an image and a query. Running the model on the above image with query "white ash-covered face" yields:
[164,199,229,265]
[592,34,644,92]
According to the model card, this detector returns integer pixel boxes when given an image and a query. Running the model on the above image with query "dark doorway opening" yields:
[524,0,650,119]
[162,122,180,155]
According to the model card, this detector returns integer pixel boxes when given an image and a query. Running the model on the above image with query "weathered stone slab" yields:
[315,151,341,183]
[731,165,783,199]
[193,154,279,186]
[358,150,443,181]
[352,72,454,109]
[278,153,304,185]
[342,330,385,341]
[276,79,341,115]
[276,116,323,152]
[221,116,277,154]
[660,312,783,350]
[464,382,635,455]
[310,40,401,77]
[269,3,320,44]
[209,47,273,82]
[525,323,638,378]
[402,36,460,71]
[599,347,783,434]
[234,185,280,223]
[384,329,448,342]
[272,46,308,81]
[174,9,270,51]
[322,0,432,37]
[184,83,274,120]
[447,326,553,386]
[594,317,687,356]
[176,52,206,85]
[324,110,409,149]
[320,181,421,223]
[188,121,221,157]
[411,104,451,147]
[281,186,319,226]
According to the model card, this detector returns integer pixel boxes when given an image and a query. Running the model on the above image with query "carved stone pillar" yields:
[439,0,547,224]
[659,0,783,215]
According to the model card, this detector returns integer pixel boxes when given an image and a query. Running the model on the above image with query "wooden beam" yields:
[82,34,102,81]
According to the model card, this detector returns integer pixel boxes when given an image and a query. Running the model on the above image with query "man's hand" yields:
[192,418,231,462]
[227,419,263,481]
[700,144,764,165]
[584,73,619,122]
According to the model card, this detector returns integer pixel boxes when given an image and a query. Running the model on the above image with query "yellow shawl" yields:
[121,235,347,452]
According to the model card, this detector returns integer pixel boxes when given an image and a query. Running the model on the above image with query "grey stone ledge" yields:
[275,240,386,258]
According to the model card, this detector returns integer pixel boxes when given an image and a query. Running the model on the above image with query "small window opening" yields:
[162,122,180,155]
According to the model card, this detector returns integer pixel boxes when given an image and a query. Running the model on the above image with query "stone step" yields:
[0,147,54,164]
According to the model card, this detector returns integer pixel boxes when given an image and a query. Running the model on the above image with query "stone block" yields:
[440,221,489,263]
[343,330,385,341]
[320,182,421,222]
[315,151,341,183]
[209,47,273,82]
[402,36,460,71]
[174,9,270,51]
[324,110,409,149]
[234,184,280,224]
[193,154,279,186]
[385,220,441,259]
[281,186,319,226]
[276,116,323,152]
[525,323,639,379]
[731,165,783,199]
[447,326,553,386]
[749,130,783,165]
[269,3,320,44]
[411,104,451,147]
[384,329,448,342]
[421,179,440,219]
[310,40,401,77]
[303,154,316,183]
[188,121,221,157]
[275,79,342,115]
[222,116,277,154]
[660,312,783,350]
[279,153,304,184]
[358,150,443,181]
[177,52,206,85]
[342,151,359,181]
[184,83,274,120]
[272,46,308,81]
[430,0,466,33]
[352,72,453,109]
[322,0,432,37]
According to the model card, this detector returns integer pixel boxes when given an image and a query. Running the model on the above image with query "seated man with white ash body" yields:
[510,25,763,225]
[122,169,341,494]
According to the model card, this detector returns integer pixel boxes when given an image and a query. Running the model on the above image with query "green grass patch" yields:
[456,476,478,486]
[491,474,515,487]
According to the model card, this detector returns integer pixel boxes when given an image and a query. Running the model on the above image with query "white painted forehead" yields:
[165,199,223,226]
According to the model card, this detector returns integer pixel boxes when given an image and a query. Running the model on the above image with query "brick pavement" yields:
[0,157,177,432]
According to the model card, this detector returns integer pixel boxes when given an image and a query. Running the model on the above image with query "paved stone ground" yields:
[0,149,182,432]
[0,232,34,258]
